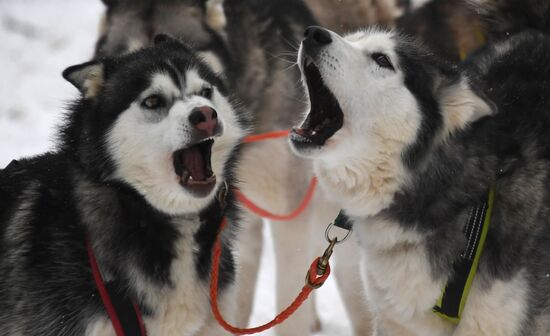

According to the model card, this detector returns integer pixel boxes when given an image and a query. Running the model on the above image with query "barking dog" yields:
[0,36,248,336]
[290,2,550,335]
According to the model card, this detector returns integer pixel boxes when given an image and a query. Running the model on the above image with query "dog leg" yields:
[333,240,374,335]
[233,211,264,327]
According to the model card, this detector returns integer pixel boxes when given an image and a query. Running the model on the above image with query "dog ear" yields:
[63,61,104,99]
[439,77,494,134]
[205,0,226,31]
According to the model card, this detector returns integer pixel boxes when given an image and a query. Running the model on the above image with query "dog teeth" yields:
[189,176,194,180]
[199,137,214,143]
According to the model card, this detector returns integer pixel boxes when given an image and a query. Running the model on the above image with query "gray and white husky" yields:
[290,1,550,335]
[0,35,247,335]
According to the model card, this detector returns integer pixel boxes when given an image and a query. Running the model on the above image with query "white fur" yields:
[454,271,528,336]
[133,220,210,336]
[205,0,226,31]
[107,70,245,215]
[198,51,225,75]
[355,217,453,336]
[440,78,493,139]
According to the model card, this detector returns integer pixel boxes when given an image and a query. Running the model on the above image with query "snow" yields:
[0,1,352,335]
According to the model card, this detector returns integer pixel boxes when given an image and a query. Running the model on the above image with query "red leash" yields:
[234,177,317,221]
[242,130,290,144]
[210,218,332,335]
[87,237,147,336]
[208,129,324,334]
[238,130,317,220]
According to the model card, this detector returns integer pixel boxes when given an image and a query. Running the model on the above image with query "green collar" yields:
[433,185,495,324]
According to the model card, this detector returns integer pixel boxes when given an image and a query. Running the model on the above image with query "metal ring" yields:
[324,222,352,245]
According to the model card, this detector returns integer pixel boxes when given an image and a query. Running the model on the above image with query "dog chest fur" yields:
[85,218,211,336]
[355,216,453,336]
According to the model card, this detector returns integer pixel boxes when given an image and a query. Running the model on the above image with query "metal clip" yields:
[317,237,337,276]
[305,215,354,289]
[324,222,353,245]
[306,236,337,289]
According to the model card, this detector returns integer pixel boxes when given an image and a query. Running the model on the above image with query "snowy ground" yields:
[0,1,352,335]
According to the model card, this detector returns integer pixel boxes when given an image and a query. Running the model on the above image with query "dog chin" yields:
[289,139,325,158]
[146,181,220,216]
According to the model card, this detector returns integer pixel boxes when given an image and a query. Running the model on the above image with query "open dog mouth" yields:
[290,56,344,149]
[173,138,216,197]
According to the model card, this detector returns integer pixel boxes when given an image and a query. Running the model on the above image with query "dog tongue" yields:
[182,146,206,181]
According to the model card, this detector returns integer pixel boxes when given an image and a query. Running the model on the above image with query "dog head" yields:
[63,35,248,215]
[290,26,492,216]
[95,0,227,74]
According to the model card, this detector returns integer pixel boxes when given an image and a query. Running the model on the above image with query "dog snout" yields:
[304,26,332,47]
[189,106,218,136]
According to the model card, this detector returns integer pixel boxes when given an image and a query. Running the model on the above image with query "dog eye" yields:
[198,87,213,99]
[142,94,165,109]
[372,53,394,70]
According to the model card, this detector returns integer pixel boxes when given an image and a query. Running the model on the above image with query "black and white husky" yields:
[0,35,248,335]
[290,1,550,335]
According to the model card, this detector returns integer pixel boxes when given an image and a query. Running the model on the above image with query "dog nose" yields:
[189,106,218,136]
[304,26,332,46]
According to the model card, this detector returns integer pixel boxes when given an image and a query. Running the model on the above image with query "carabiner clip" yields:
[324,222,353,245]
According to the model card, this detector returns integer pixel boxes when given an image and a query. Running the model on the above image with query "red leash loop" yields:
[234,177,317,221]
[210,218,331,335]
[238,129,318,220]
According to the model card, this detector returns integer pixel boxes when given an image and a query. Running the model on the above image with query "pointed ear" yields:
[63,61,104,99]
[440,78,494,134]
[205,0,226,31]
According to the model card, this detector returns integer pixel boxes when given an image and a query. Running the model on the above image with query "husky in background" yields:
[0,36,247,336]
[303,0,402,32]
[290,1,550,334]
[304,0,487,62]
[94,0,373,334]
